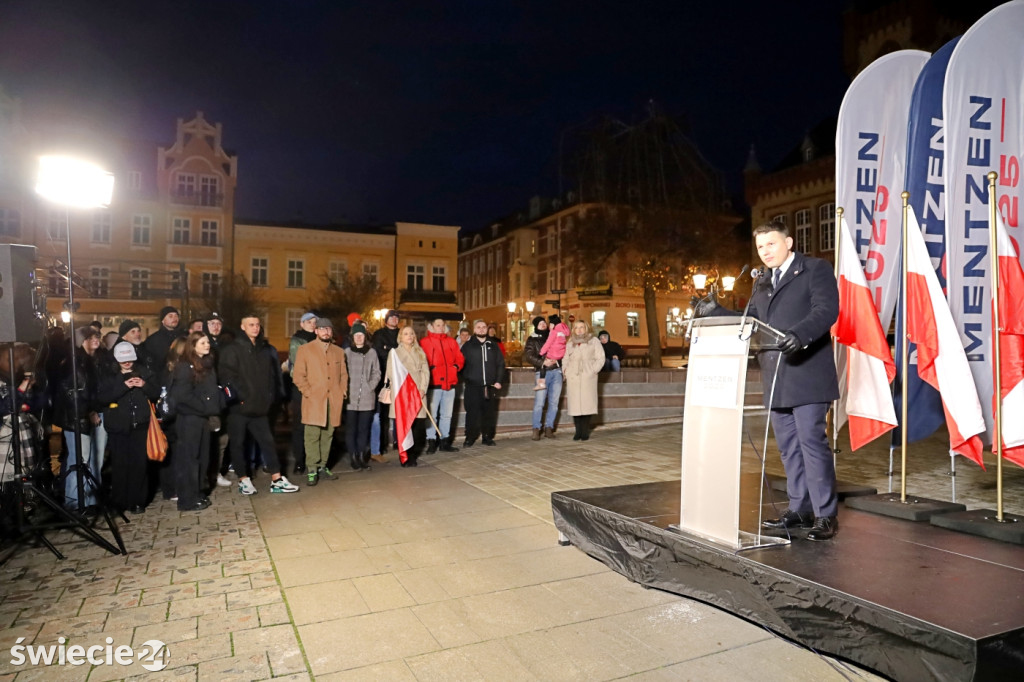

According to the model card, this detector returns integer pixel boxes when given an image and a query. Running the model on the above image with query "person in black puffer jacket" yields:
[98,342,160,513]
[170,332,226,512]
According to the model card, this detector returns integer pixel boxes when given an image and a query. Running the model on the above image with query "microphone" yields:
[750,267,763,280]
[738,264,761,337]
[737,263,751,280]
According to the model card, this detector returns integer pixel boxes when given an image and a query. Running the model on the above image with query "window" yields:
[406,264,425,290]
[548,269,557,292]
[169,270,182,294]
[0,208,19,237]
[47,210,66,240]
[795,208,812,254]
[432,266,446,292]
[127,170,142,190]
[129,269,150,300]
[496,250,502,267]
[132,215,151,245]
[251,257,268,287]
[328,261,347,286]
[285,309,303,334]
[92,210,111,243]
[201,219,218,245]
[172,217,191,244]
[486,284,493,306]
[487,251,493,270]
[496,281,502,302]
[771,213,787,226]
[176,173,196,198]
[591,310,606,330]
[819,203,836,251]
[90,267,110,298]
[627,312,640,338]
[202,273,220,297]
[200,176,219,206]
[362,262,379,282]
[287,259,304,288]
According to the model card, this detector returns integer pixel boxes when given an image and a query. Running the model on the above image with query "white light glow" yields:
[506,301,517,313]
[60,311,71,324]
[691,273,707,290]
[525,300,535,312]
[36,156,115,208]
[722,276,736,291]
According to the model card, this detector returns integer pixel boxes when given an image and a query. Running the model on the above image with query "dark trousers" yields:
[463,385,498,441]
[290,393,305,465]
[158,426,176,500]
[377,400,391,450]
[228,412,281,477]
[107,428,149,510]
[175,414,210,507]
[345,410,373,463]
[770,402,838,518]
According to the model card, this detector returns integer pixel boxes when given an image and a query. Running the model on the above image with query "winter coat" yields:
[385,344,429,419]
[54,351,101,433]
[292,339,349,428]
[142,325,185,383]
[344,344,381,412]
[419,331,464,390]
[601,337,624,361]
[169,359,225,418]
[460,336,506,388]
[539,322,570,361]
[218,336,279,417]
[97,364,160,433]
[372,326,400,389]
[523,329,551,370]
[745,251,839,409]
[288,329,316,370]
[563,335,605,416]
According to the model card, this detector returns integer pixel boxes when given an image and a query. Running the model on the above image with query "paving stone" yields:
[226,586,283,610]
[197,607,259,638]
[257,601,291,626]
[232,624,306,675]
[166,594,227,620]
[196,575,252,596]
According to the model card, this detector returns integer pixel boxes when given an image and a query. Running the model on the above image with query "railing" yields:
[398,289,458,305]
[169,191,225,208]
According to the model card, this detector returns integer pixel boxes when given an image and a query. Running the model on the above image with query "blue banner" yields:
[893,37,960,444]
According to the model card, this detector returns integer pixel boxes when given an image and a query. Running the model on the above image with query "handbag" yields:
[378,379,392,405]
[146,402,168,462]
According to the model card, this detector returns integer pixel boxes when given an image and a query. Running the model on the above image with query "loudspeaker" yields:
[0,244,42,343]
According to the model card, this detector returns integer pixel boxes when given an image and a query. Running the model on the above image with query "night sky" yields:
[0,1,851,231]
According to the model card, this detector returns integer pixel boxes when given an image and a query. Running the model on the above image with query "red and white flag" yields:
[992,210,1024,467]
[388,350,423,463]
[905,206,986,466]
[831,217,897,450]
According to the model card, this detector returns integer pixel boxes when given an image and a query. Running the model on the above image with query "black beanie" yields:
[119,319,141,337]
[531,316,545,328]
[159,306,179,322]
[548,314,561,326]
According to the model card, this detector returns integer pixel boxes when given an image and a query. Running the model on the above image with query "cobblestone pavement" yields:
[1,419,1019,680]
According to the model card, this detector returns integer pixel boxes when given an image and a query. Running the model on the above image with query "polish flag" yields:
[905,206,986,466]
[388,350,423,463]
[831,217,898,450]
[992,210,1024,467]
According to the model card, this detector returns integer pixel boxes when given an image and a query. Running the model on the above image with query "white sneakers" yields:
[270,476,299,493]
[238,478,258,496]
[216,474,232,487]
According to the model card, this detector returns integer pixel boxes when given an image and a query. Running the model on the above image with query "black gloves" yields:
[778,331,802,355]
[690,295,720,319]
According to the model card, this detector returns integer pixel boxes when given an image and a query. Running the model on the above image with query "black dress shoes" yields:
[807,516,839,541]
[481,438,496,446]
[762,509,814,530]
[178,499,211,512]
[439,441,459,452]
[463,438,476,448]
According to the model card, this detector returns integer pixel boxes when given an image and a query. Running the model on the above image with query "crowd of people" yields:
[2,306,625,518]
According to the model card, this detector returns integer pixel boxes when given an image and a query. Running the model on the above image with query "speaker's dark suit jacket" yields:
[747,251,840,409]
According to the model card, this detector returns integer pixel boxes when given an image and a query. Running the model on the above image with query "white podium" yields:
[671,316,788,551]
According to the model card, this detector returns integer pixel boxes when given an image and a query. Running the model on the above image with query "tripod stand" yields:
[0,344,125,565]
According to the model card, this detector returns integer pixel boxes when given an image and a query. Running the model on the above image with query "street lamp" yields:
[524,300,535,337]
[35,155,114,515]
[691,273,708,291]
[506,300,517,342]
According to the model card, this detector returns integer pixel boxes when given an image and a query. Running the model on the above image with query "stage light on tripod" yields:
[35,156,114,208]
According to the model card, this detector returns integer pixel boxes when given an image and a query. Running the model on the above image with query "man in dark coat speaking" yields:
[695,219,840,541]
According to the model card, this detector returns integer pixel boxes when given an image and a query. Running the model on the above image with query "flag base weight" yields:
[844,492,965,521]
[930,509,1024,545]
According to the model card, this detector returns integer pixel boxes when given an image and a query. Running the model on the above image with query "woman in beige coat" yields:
[384,326,430,466]
[562,320,606,441]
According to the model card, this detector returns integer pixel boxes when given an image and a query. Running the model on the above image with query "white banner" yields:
[944,0,1024,441]
[835,50,930,331]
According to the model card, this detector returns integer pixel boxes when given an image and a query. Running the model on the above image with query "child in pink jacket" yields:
[535,314,569,390]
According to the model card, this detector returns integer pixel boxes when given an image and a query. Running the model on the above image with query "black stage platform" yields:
[551,481,1024,682]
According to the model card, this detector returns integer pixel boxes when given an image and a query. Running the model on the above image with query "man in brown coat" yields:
[292,318,348,485]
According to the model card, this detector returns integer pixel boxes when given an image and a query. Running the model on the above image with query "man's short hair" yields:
[240,313,261,323]
[753,219,789,238]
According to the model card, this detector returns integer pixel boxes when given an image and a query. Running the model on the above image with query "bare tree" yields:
[564,105,741,367]
[306,270,389,334]
[195,273,267,330]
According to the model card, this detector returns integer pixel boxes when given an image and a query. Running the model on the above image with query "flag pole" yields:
[987,171,1004,522]
[832,206,844,456]
[900,191,911,503]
